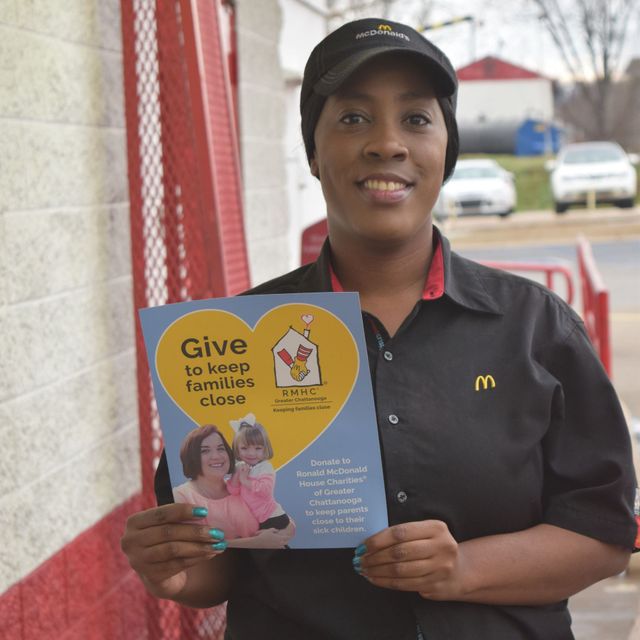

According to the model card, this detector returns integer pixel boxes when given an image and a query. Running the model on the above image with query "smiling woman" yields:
[310,53,448,252]
[121,17,637,640]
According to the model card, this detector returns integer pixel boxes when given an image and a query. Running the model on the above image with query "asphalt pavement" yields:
[445,206,640,640]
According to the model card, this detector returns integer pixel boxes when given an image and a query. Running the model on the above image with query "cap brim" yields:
[313,46,456,98]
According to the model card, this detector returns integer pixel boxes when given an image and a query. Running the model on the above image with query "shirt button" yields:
[396,491,408,503]
[388,414,399,425]
[383,350,393,361]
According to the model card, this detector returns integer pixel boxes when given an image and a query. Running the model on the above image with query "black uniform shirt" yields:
[155,231,636,640]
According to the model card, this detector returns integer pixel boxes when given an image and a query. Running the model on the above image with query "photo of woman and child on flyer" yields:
[172,414,294,548]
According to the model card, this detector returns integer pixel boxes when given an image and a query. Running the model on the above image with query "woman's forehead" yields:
[202,432,223,446]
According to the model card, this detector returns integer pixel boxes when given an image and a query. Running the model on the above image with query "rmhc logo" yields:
[474,375,496,391]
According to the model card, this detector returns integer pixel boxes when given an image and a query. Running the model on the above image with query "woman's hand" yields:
[121,503,227,601]
[356,521,632,605]
[355,520,466,601]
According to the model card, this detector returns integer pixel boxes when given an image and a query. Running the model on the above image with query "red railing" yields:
[121,1,246,637]
[480,261,574,306]
[577,235,611,376]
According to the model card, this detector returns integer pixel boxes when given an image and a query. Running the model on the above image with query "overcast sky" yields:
[340,0,640,82]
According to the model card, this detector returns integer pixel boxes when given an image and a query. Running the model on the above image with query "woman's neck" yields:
[192,476,228,500]
[329,228,434,336]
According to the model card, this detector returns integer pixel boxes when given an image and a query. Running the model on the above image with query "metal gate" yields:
[121,0,249,636]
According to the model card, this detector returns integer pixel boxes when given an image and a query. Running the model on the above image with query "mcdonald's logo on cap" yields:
[475,375,496,391]
[377,24,393,30]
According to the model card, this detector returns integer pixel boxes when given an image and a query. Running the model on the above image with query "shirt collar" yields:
[329,235,445,301]
[308,228,503,316]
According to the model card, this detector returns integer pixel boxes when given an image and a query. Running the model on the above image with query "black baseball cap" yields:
[300,18,458,109]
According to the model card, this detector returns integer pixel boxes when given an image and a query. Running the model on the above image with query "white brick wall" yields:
[0,0,322,594]
[279,0,328,267]
[0,0,138,593]
[237,0,292,283]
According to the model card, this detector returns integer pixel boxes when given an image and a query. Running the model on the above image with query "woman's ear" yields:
[310,156,319,179]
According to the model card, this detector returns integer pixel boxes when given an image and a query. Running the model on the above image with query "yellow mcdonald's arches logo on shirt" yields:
[377,24,393,30]
[475,374,496,391]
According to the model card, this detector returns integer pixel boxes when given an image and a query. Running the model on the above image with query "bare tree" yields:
[529,0,639,140]
[327,0,435,29]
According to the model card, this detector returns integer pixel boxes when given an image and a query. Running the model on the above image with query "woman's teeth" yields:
[363,179,406,191]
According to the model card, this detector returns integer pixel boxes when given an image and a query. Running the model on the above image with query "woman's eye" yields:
[340,113,366,125]
[406,114,430,126]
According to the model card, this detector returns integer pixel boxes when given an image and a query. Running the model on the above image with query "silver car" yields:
[547,141,638,213]
[433,159,516,221]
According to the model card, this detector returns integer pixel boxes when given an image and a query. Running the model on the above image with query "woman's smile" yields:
[358,173,414,203]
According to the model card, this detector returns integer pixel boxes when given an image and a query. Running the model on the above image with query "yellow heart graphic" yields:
[156,304,359,469]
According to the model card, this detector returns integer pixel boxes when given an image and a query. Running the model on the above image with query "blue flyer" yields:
[139,292,388,549]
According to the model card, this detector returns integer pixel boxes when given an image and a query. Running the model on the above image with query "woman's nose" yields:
[363,123,408,161]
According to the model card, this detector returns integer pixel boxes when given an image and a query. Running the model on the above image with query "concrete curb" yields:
[441,208,640,248]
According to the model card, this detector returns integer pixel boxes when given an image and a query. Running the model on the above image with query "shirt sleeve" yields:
[540,319,637,549]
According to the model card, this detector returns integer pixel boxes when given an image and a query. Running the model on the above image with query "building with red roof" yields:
[456,56,554,125]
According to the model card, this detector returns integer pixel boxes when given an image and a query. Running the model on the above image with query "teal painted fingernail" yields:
[354,543,367,557]
[192,507,208,518]
[208,528,224,540]
[353,563,362,574]
[352,556,361,568]
[212,541,228,551]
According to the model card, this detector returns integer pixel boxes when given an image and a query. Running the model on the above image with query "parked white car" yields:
[547,141,638,213]
[433,159,516,221]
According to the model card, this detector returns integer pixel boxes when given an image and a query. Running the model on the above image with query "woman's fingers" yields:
[123,503,224,545]
[121,503,230,601]
[362,520,452,554]
[358,539,435,567]
[363,575,442,593]
[359,521,455,565]
[351,520,461,597]
[122,503,227,571]
[126,502,207,532]
[360,553,435,578]
[141,537,226,564]
[131,521,225,548]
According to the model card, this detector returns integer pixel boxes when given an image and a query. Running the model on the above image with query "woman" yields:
[122,18,636,639]
[172,424,293,546]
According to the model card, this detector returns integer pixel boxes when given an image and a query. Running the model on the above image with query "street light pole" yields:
[419,15,477,62]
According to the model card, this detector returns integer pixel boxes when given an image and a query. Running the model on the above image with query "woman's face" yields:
[311,53,448,248]
[199,433,231,479]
